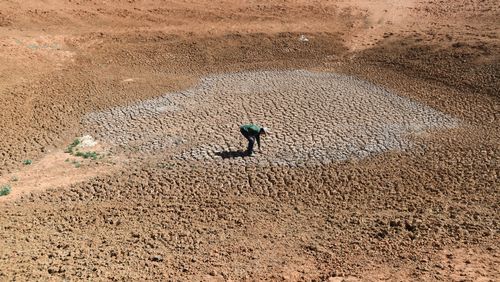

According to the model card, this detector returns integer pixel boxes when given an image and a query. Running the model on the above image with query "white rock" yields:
[78,135,98,148]
[299,35,309,42]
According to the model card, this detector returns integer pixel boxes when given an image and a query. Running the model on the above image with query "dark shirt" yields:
[240,124,262,147]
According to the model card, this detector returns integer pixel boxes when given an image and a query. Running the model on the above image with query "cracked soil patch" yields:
[83,70,458,165]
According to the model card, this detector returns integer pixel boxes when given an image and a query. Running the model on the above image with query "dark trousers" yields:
[240,128,255,155]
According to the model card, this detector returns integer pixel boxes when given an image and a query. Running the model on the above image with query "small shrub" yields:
[22,159,32,165]
[72,139,80,146]
[11,176,19,182]
[65,139,81,154]
[72,160,81,168]
[0,185,12,196]
[65,138,100,160]
[75,151,98,160]
[90,152,98,160]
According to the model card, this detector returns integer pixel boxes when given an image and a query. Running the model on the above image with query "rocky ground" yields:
[0,0,498,281]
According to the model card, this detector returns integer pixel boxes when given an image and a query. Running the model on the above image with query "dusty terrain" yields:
[0,0,499,281]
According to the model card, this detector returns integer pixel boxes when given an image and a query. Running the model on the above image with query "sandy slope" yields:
[0,0,499,280]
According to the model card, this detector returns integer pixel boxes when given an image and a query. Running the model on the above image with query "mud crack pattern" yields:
[82,70,458,164]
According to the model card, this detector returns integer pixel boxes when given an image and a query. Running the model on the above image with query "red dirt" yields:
[0,0,498,280]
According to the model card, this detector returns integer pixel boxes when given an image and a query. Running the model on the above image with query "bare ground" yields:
[0,0,499,281]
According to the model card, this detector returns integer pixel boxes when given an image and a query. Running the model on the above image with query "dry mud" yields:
[83,70,458,165]
[0,0,499,281]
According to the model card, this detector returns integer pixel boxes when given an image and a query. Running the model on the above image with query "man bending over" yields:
[239,124,269,156]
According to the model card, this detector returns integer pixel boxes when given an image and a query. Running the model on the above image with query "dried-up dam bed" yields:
[83,70,458,165]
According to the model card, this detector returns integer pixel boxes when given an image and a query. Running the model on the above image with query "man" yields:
[240,124,269,156]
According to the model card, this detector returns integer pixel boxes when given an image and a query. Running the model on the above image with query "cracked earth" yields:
[83,70,458,165]
[0,0,498,281]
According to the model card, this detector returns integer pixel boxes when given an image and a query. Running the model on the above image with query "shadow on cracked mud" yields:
[214,150,249,159]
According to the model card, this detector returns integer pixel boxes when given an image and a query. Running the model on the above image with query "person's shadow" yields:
[214,150,248,159]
